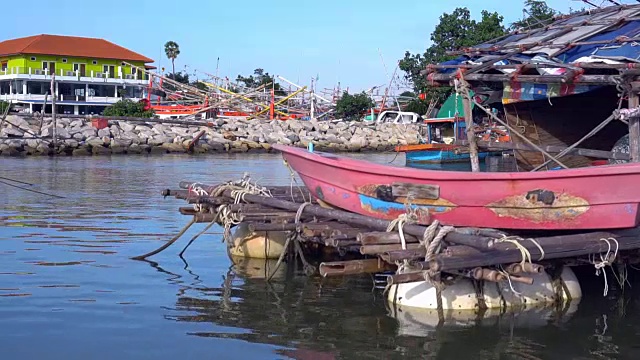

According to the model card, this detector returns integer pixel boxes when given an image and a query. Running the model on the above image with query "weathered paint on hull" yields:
[406,150,492,164]
[274,144,640,230]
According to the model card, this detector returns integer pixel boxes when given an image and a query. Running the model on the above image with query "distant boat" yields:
[396,116,506,164]
[274,144,640,230]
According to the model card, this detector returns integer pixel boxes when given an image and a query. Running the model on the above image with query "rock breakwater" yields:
[0,115,422,156]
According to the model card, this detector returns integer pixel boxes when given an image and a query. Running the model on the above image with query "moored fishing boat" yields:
[273,144,640,230]
[396,143,493,164]
[395,116,508,164]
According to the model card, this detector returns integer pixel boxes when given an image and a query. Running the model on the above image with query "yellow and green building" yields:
[0,34,155,115]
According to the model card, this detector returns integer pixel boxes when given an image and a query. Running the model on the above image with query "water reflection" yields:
[2,153,640,359]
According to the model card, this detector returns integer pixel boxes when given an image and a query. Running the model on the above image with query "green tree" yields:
[103,99,155,118]
[0,100,10,114]
[236,68,286,96]
[399,8,506,104]
[335,91,374,121]
[510,0,557,30]
[164,41,180,76]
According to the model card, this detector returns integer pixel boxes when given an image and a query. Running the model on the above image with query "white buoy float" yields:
[389,299,580,337]
[387,266,582,310]
[228,222,289,259]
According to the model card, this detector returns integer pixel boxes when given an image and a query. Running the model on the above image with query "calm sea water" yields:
[1,153,639,360]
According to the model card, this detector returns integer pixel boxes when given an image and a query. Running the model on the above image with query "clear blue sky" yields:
[3,0,627,92]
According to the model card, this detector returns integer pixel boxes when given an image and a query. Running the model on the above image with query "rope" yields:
[495,235,535,269]
[421,220,455,261]
[590,237,619,297]
[386,214,413,250]
[283,159,309,203]
[131,217,196,260]
[295,202,311,233]
[179,214,220,257]
[218,205,243,243]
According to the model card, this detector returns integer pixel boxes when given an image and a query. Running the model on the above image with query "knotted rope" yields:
[494,235,545,269]
[217,204,243,243]
[590,237,619,297]
[421,220,455,261]
[386,214,416,250]
[190,185,210,212]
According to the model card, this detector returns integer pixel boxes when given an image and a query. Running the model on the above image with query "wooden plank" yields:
[391,182,439,200]
[630,93,640,163]
[455,140,630,160]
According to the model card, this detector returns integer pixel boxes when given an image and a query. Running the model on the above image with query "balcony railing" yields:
[0,67,149,81]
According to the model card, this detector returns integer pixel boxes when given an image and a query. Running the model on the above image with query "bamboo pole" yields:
[629,92,640,162]
[459,77,480,172]
[249,87,307,119]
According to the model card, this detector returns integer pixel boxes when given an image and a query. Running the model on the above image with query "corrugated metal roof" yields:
[446,4,640,65]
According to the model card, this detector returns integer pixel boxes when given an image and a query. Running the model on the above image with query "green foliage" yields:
[335,91,374,121]
[404,99,431,116]
[510,0,557,30]
[167,71,190,84]
[164,71,208,91]
[164,41,180,75]
[236,68,286,96]
[0,100,9,114]
[103,99,155,118]
[399,8,506,103]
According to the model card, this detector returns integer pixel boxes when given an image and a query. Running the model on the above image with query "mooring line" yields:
[131,218,196,260]
[0,176,34,186]
[179,214,220,258]
[0,179,65,199]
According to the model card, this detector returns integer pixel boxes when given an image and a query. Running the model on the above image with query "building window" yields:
[62,58,68,63]
[121,62,126,66]
[1,61,7,72]
[42,62,48,70]
[30,56,36,61]
[131,66,137,75]
[103,65,109,73]
[92,60,98,65]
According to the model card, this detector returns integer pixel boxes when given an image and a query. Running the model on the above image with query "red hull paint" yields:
[274,145,640,230]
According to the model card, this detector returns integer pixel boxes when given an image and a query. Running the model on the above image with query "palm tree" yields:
[164,41,180,76]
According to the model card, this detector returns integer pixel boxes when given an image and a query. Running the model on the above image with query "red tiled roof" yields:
[0,34,154,63]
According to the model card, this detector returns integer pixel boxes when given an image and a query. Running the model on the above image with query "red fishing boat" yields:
[273,144,640,230]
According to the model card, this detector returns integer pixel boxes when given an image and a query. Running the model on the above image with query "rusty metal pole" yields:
[460,77,481,172]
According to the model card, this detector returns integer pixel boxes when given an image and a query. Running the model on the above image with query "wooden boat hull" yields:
[274,144,640,230]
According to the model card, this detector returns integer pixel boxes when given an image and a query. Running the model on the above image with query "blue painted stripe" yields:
[358,194,451,214]
[406,150,492,164]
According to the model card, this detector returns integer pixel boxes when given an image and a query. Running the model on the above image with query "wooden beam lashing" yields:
[629,92,640,163]
[319,259,393,277]
[391,183,440,200]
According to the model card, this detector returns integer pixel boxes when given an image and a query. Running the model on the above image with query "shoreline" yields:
[0,115,421,156]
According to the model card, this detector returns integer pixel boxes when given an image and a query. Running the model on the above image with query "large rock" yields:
[86,136,105,147]
[161,143,186,153]
[92,146,111,155]
[148,135,171,146]
[127,143,143,154]
[1,126,24,137]
[97,127,110,138]
[119,121,136,132]
[72,147,92,156]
